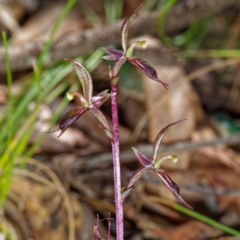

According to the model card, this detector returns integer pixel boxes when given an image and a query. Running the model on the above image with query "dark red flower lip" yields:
[156,170,193,209]
[57,107,88,137]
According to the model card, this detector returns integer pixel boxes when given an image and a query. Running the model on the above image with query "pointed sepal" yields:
[127,57,168,89]
[132,147,152,167]
[64,58,93,102]
[127,166,152,189]
[153,119,186,162]
[91,89,110,108]
[102,47,124,61]
[121,3,143,52]
[155,170,193,209]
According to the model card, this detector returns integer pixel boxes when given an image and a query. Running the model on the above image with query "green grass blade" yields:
[114,0,124,20]
[104,0,124,24]
[0,62,73,144]
[179,49,240,58]
[157,0,178,44]
[82,5,103,27]
[173,15,212,49]
[174,203,240,236]
[2,32,13,145]
[0,0,78,210]
[37,0,77,70]
[84,48,104,71]
[25,82,76,159]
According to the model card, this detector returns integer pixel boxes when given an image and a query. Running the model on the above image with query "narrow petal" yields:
[153,119,186,162]
[155,170,193,209]
[127,57,168,89]
[90,108,111,132]
[127,166,152,189]
[102,55,115,61]
[91,90,111,108]
[121,4,143,52]
[64,58,93,102]
[153,155,178,170]
[132,147,153,167]
[57,107,88,137]
[102,47,124,61]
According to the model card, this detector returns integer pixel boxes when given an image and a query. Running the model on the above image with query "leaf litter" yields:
[1,1,240,239]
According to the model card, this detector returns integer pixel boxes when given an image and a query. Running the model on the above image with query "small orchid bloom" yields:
[103,4,168,89]
[123,119,192,209]
[52,59,111,138]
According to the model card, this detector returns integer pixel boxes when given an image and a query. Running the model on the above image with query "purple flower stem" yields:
[111,83,124,240]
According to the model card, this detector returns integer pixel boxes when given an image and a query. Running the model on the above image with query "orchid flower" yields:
[53,59,111,138]
[103,4,168,89]
[122,119,192,209]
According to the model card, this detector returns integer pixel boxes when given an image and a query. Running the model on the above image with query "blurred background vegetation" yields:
[0,0,240,239]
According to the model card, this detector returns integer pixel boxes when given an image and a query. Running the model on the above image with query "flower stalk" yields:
[110,77,124,239]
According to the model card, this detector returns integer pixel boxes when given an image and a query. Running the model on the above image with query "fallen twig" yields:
[76,133,240,168]
[0,0,238,72]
